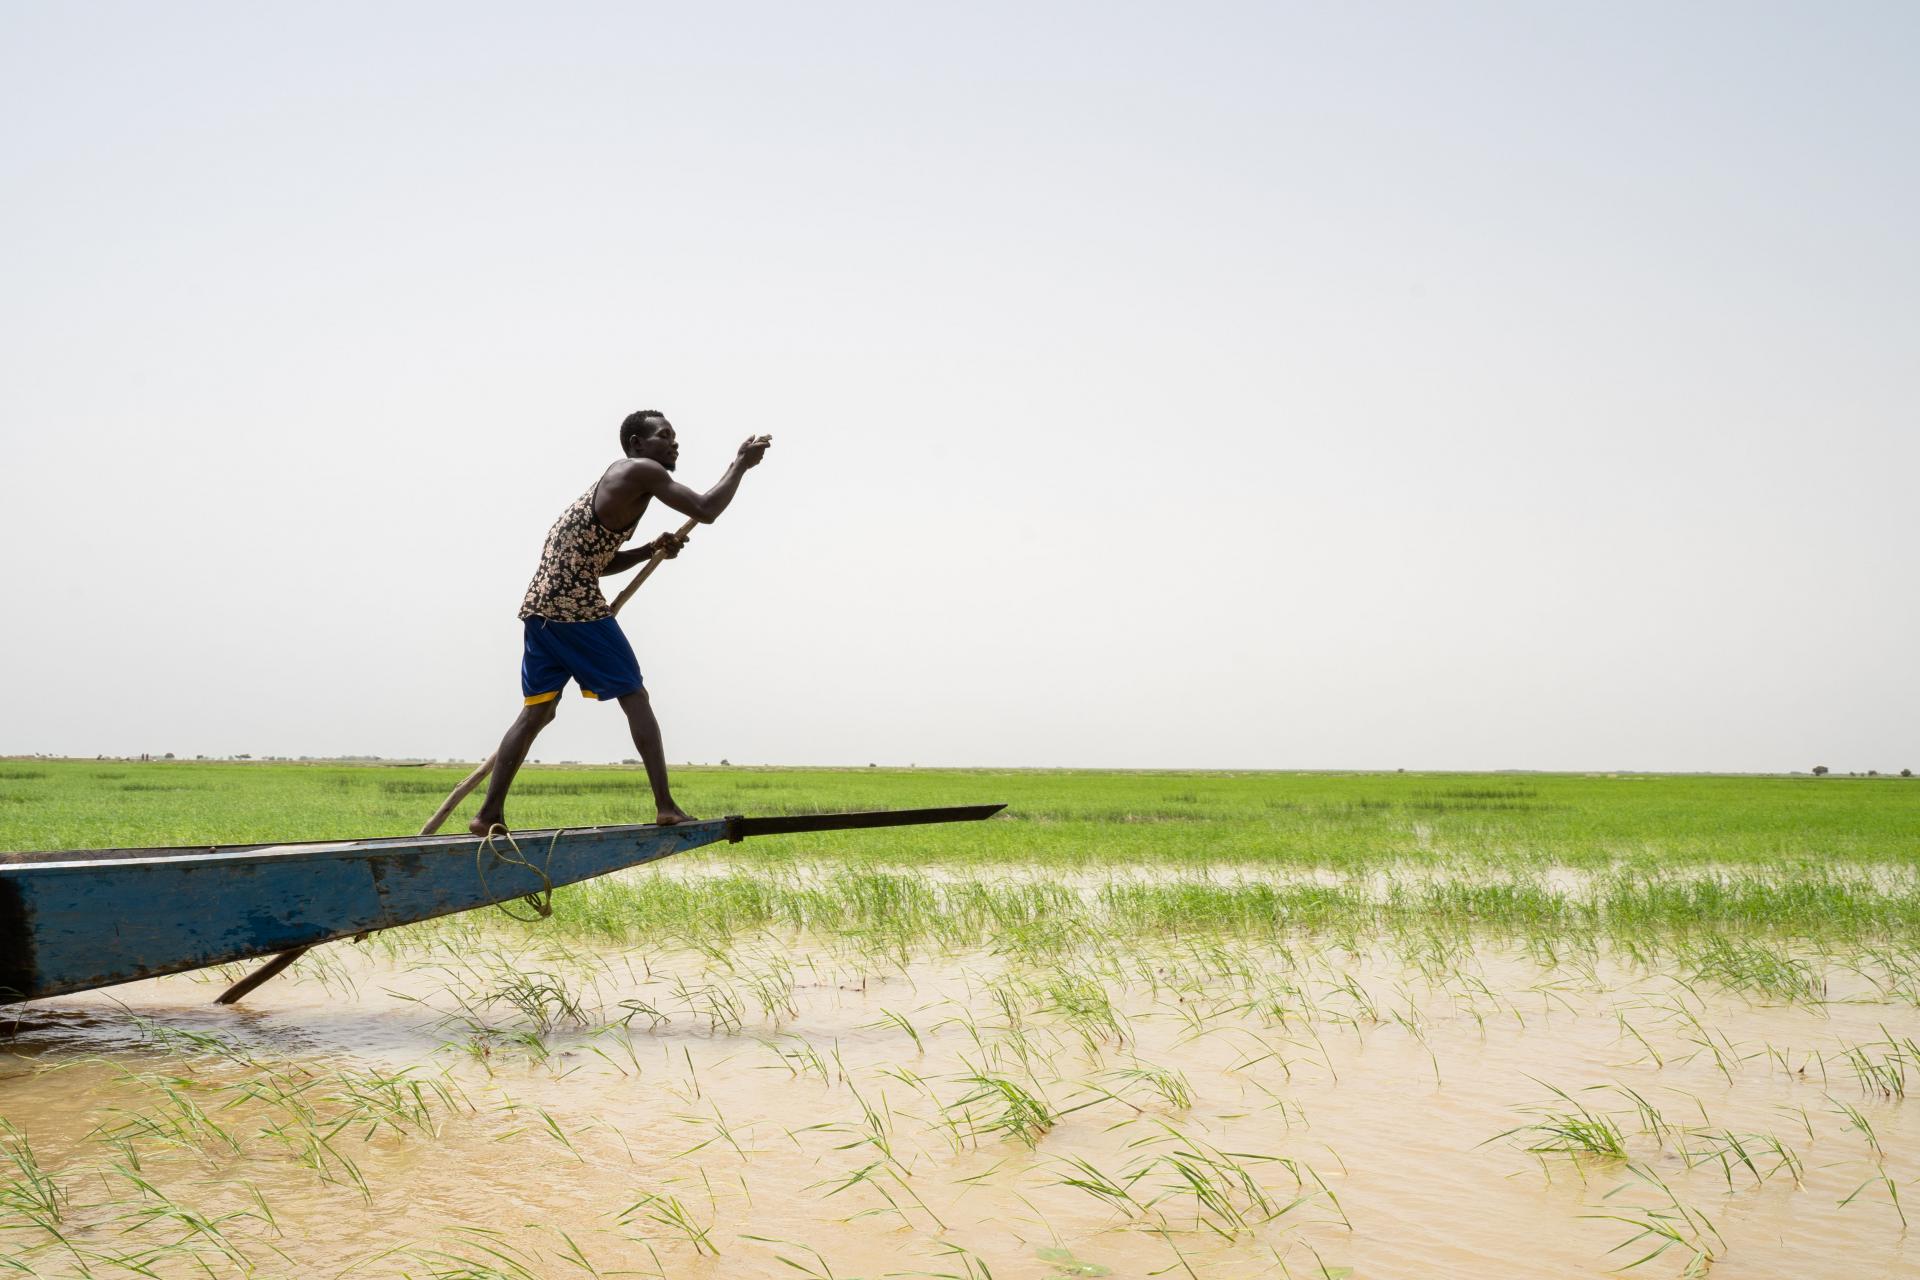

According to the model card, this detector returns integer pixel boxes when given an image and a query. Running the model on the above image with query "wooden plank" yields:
[723,804,1005,840]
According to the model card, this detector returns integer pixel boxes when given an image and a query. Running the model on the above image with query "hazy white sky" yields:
[2,2,1914,772]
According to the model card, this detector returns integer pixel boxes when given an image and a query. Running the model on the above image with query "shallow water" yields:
[3,929,1917,1279]
[651,855,1920,898]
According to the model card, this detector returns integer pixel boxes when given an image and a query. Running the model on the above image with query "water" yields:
[3,929,1916,1279]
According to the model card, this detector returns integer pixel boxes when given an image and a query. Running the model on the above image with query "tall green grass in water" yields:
[532,866,1920,948]
[1,760,1915,871]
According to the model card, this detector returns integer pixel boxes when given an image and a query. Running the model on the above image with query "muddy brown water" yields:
[3,930,1917,1279]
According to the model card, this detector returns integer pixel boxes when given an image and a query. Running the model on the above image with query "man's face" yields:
[636,420,679,471]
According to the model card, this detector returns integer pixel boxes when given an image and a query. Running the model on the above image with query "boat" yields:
[0,806,1003,1005]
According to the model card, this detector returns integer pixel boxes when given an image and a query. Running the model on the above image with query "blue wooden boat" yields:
[0,806,1002,1005]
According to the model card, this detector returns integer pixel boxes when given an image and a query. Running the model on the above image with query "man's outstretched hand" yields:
[738,434,772,468]
[648,531,689,560]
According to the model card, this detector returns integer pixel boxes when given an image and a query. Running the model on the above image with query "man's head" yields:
[620,410,679,471]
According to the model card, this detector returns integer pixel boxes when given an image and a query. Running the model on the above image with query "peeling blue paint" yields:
[0,821,728,1002]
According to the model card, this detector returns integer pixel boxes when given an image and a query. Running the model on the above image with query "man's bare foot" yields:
[656,805,694,827]
[468,814,505,837]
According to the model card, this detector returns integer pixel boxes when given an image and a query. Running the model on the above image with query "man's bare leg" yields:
[469,698,559,835]
[617,687,691,825]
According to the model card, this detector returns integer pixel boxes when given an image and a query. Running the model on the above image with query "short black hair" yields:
[620,409,667,453]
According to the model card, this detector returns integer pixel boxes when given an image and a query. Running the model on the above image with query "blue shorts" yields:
[520,616,644,705]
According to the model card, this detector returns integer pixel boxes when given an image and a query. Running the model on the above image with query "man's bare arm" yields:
[601,435,772,527]
[598,532,688,577]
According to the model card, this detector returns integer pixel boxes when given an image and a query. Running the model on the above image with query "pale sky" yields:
[2,3,1914,772]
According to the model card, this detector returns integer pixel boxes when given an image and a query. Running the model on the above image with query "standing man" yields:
[469,411,771,834]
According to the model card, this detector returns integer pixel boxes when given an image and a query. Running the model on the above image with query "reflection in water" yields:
[2,926,1916,1279]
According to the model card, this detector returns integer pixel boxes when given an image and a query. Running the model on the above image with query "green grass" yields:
[531,866,1920,949]
[2,760,1916,872]
[5,760,1919,949]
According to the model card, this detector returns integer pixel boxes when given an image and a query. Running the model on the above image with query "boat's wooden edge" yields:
[0,820,718,872]
[0,805,1009,871]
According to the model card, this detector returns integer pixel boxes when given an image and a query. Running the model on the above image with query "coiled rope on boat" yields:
[474,825,564,922]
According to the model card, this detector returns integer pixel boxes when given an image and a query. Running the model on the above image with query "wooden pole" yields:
[417,755,498,838]
[215,518,701,1005]
[410,517,696,836]
[610,517,699,615]
[406,518,696,842]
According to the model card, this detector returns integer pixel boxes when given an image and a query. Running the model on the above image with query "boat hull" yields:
[0,821,728,1003]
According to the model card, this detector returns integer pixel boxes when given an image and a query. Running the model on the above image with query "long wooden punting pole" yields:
[217,517,701,1006]
[415,515,701,836]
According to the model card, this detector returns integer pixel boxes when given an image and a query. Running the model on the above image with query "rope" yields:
[457,522,698,919]
[474,824,566,923]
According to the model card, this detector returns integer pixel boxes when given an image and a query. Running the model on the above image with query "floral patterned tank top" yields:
[517,483,639,622]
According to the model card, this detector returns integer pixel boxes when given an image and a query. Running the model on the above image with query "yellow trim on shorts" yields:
[581,690,598,700]
[524,690,561,706]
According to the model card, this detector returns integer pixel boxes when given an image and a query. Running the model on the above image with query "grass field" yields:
[4,761,1916,871]
[3,761,1919,1278]
[5,760,1919,941]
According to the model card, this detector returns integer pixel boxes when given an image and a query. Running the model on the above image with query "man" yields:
[469,410,771,834]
